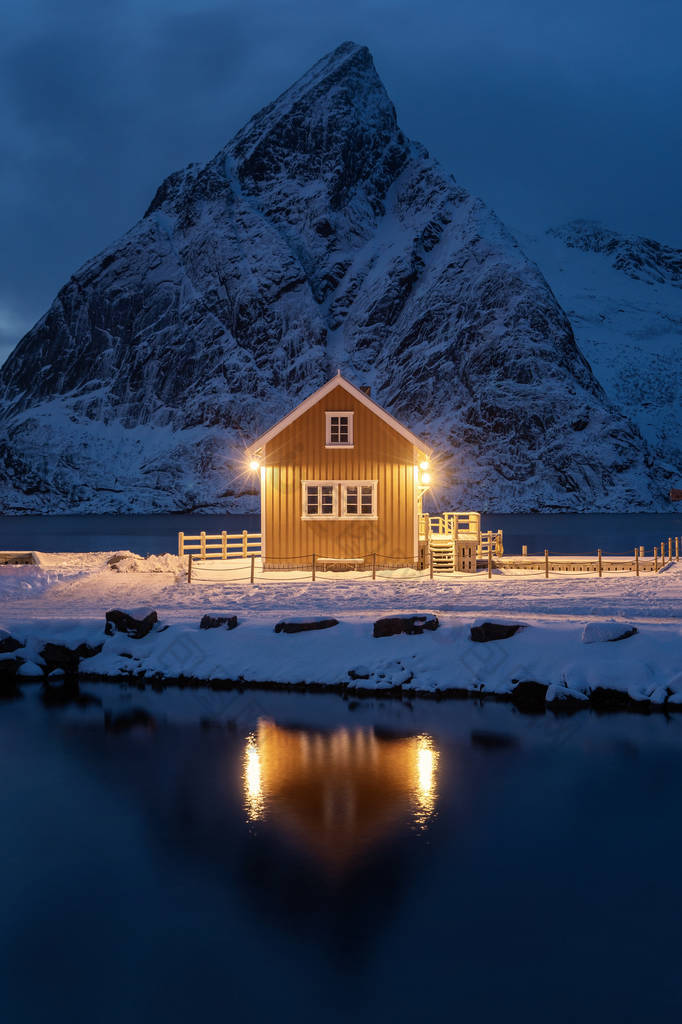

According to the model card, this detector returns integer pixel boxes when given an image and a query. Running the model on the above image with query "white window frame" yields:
[301,480,377,520]
[301,481,339,519]
[340,481,377,520]
[325,411,354,448]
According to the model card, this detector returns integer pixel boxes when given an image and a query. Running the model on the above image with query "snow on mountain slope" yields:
[522,221,682,474]
[0,43,670,513]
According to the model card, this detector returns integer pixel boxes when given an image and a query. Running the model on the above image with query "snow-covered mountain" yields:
[0,43,671,513]
[522,220,682,475]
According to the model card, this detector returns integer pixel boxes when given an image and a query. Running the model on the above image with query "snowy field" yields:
[2,550,682,706]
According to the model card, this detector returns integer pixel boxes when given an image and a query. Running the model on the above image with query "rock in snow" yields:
[581,622,638,644]
[0,42,669,513]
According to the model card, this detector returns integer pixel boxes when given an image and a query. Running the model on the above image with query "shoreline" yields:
[2,550,682,713]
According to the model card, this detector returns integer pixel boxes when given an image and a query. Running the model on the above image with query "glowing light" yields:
[414,734,439,828]
[419,460,430,471]
[420,472,431,486]
[248,458,260,472]
[243,732,264,821]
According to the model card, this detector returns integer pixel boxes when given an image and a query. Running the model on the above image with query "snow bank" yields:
[2,554,682,709]
[2,613,682,709]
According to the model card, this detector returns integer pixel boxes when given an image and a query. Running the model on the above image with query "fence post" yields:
[312,553,316,582]
[242,530,248,557]
[487,545,492,579]
[669,537,673,560]
[598,549,602,578]
[639,545,645,559]
[655,547,658,571]
[372,552,376,581]
[677,536,680,562]
[430,549,434,580]
[188,554,192,583]
[544,549,549,579]
[178,531,184,557]
[661,542,665,567]
[522,544,528,557]
[250,553,255,584]
[222,531,227,558]
[200,531,206,558]
[635,547,639,577]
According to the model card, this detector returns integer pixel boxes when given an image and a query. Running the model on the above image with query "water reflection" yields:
[241,720,440,870]
[415,733,439,827]
[243,732,264,821]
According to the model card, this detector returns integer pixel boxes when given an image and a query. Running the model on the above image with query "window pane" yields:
[321,485,334,514]
[328,414,350,444]
[360,485,373,514]
[345,486,358,515]
[306,486,318,515]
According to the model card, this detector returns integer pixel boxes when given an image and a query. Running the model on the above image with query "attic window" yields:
[325,412,354,448]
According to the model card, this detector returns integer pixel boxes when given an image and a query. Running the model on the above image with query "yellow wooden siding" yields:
[263,384,420,565]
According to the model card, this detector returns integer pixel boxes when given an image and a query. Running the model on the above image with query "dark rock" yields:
[105,608,158,639]
[348,666,371,680]
[200,614,238,630]
[589,687,633,710]
[608,627,638,643]
[106,553,129,566]
[373,614,439,638]
[77,642,104,660]
[582,622,638,644]
[274,618,339,634]
[470,730,519,750]
[471,622,524,643]
[0,631,23,654]
[0,658,23,699]
[104,707,156,732]
[40,643,79,676]
[511,680,548,712]
[39,641,103,677]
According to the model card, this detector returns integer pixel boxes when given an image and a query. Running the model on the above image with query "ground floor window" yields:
[302,481,377,519]
[304,483,337,517]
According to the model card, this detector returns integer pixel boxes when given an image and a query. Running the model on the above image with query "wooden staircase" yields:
[428,535,455,571]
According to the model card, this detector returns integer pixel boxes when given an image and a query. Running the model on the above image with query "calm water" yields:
[1,512,680,555]
[1,688,682,1023]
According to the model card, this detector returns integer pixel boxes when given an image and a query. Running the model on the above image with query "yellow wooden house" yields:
[246,373,433,570]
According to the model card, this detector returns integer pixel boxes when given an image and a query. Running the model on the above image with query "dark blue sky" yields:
[2,0,681,364]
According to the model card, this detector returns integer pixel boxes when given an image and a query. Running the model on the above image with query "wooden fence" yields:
[178,530,261,559]
[502,537,681,576]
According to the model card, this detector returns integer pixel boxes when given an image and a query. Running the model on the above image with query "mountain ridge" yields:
[0,42,670,513]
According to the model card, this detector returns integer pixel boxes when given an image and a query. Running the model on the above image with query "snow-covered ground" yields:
[2,551,682,705]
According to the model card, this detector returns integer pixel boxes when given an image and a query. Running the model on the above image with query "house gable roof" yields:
[248,372,431,455]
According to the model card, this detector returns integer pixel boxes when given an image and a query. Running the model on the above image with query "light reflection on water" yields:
[241,720,440,869]
[4,693,682,1024]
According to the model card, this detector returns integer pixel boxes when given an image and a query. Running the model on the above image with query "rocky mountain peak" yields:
[0,45,669,513]
[549,219,682,289]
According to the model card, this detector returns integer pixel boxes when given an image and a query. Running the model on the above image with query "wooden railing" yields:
[478,529,504,558]
[178,530,261,559]
[419,512,503,558]
[419,511,482,541]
